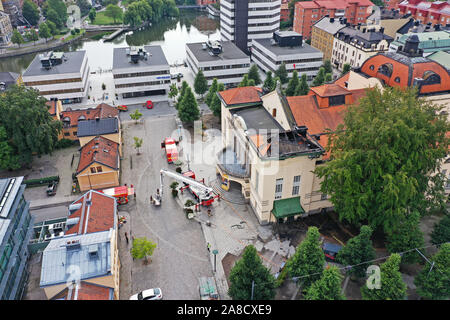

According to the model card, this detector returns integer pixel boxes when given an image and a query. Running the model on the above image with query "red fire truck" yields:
[99,185,134,204]
[161,137,179,163]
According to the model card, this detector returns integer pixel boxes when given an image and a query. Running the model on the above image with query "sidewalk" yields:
[29,194,80,210]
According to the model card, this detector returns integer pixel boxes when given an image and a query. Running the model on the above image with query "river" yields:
[0,9,220,74]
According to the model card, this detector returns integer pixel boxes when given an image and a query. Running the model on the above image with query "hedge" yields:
[24,175,60,187]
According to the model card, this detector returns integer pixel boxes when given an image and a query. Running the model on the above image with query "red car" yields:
[144,100,153,109]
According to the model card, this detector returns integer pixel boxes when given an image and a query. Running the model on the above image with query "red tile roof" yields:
[65,190,116,235]
[311,83,352,97]
[77,136,119,174]
[61,103,119,128]
[218,86,262,106]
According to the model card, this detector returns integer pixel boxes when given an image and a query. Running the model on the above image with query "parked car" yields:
[46,181,58,196]
[322,242,342,261]
[117,105,128,112]
[171,72,183,79]
[129,288,162,300]
[144,100,153,109]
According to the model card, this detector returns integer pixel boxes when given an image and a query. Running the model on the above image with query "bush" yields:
[275,265,289,288]
[24,175,59,187]
[55,138,76,149]
[175,167,182,173]
[75,28,80,34]
[70,29,76,35]
[431,215,450,245]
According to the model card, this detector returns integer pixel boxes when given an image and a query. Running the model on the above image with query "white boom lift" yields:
[159,169,218,206]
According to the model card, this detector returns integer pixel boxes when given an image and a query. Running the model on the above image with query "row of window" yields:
[200,64,251,71]
[115,80,170,89]
[24,77,83,86]
[113,70,170,79]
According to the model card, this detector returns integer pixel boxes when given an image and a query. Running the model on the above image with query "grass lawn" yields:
[91,12,123,25]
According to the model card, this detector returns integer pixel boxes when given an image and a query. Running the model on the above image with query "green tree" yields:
[129,109,143,124]
[239,74,249,87]
[322,59,333,75]
[248,64,261,85]
[431,215,450,246]
[178,86,200,123]
[22,0,40,26]
[336,225,376,278]
[315,87,449,234]
[385,211,424,264]
[295,73,309,96]
[46,20,58,36]
[77,0,92,17]
[168,83,178,103]
[248,79,255,86]
[194,70,208,98]
[304,266,346,300]
[102,0,119,6]
[25,29,38,44]
[105,4,123,23]
[175,80,189,110]
[38,23,52,42]
[149,0,163,21]
[162,0,179,17]
[0,126,20,170]
[275,63,288,85]
[285,70,300,96]
[205,78,218,107]
[285,226,325,289]
[0,85,61,167]
[133,136,143,154]
[312,67,326,87]
[228,245,276,300]
[209,83,224,118]
[262,71,275,93]
[123,2,143,26]
[414,243,450,300]
[342,63,351,75]
[130,237,157,263]
[11,30,24,47]
[325,73,332,83]
[43,0,67,27]
[361,254,407,300]
[89,8,97,22]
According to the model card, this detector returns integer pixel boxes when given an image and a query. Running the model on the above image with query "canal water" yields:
[0,9,220,74]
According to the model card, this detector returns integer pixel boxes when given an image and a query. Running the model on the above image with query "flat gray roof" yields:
[23,51,86,77]
[77,118,119,137]
[186,41,249,62]
[113,46,169,69]
[253,38,322,56]
[313,16,346,35]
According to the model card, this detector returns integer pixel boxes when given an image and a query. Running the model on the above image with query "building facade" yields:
[220,0,281,53]
[293,0,374,39]
[0,176,34,300]
[332,25,393,70]
[251,31,324,81]
[389,30,450,56]
[0,11,12,47]
[1,0,23,27]
[311,16,347,61]
[22,51,90,104]
[77,117,122,156]
[113,46,170,99]
[186,40,250,87]
[398,0,450,26]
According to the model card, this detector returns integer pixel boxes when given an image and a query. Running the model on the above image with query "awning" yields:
[272,196,305,219]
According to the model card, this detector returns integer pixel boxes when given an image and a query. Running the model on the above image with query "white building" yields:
[220,0,281,53]
[251,31,324,82]
[112,46,170,99]
[331,25,393,71]
[186,40,250,87]
[22,51,90,104]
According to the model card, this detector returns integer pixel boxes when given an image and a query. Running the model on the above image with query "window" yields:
[394,77,400,83]
[96,166,103,173]
[292,175,301,196]
[254,170,259,192]
[329,95,346,106]
[272,108,277,117]
[369,65,374,70]
[64,132,70,136]
[378,63,393,77]
[90,167,96,173]
[423,71,441,85]
[275,178,283,199]
[73,131,77,136]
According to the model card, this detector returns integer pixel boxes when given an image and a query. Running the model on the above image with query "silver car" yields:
[129,288,163,300]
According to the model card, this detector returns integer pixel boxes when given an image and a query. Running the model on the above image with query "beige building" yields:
[40,190,120,300]
[77,117,122,156]
[0,11,12,47]
[311,16,347,61]
[216,86,334,224]
[331,25,393,71]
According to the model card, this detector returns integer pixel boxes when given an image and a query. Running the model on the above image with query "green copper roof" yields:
[272,196,305,219]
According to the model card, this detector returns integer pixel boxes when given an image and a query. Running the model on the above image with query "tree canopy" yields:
[285,70,300,97]
[295,73,309,96]
[315,87,449,234]
[304,266,346,300]
[105,4,123,24]
[205,78,219,108]
[431,215,450,246]
[228,245,276,300]
[11,30,24,47]
[0,85,61,168]
[178,86,200,123]
[194,70,208,97]
[248,64,262,85]
[22,0,40,26]
[131,237,157,262]
[275,63,288,85]
[209,83,224,118]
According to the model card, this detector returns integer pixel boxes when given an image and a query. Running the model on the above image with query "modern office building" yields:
[0,176,34,300]
[311,16,347,61]
[112,46,170,99]
[293,0,374,39]
[251,31,324,81]
[220,0,281,53]
[186,40,250,87]
[332,25,393,70]
[22,51,90,104]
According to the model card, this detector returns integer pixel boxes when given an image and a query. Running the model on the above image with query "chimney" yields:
[95,117,100,121]
[330,17,334,23]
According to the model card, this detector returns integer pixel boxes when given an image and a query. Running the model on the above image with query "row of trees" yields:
[228,225,449,300]
[123,0,179,27]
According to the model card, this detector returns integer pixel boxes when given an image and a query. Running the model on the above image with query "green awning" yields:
[272,197,305,219]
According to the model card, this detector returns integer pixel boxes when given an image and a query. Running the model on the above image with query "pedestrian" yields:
[207,208,212,217]
[124,232,129,244]
[207,242,211,252]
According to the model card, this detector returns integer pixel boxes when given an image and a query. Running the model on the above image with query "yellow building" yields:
[76,136,120,192]
[311,17,347,62]
[40,190,120,300]
[77,117,122,156]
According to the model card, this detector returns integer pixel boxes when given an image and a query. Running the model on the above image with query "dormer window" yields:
[329,95,346,106]
[378,63,393,77]
[423,71,441,85]
[394,77,400,83]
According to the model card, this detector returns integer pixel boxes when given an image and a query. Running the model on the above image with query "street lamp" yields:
[212,249,218,273]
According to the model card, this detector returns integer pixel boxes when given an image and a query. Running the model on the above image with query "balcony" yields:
[216,148,250,179]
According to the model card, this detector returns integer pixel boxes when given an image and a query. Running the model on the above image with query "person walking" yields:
[124,232,129,244]
[207,242,211,252]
